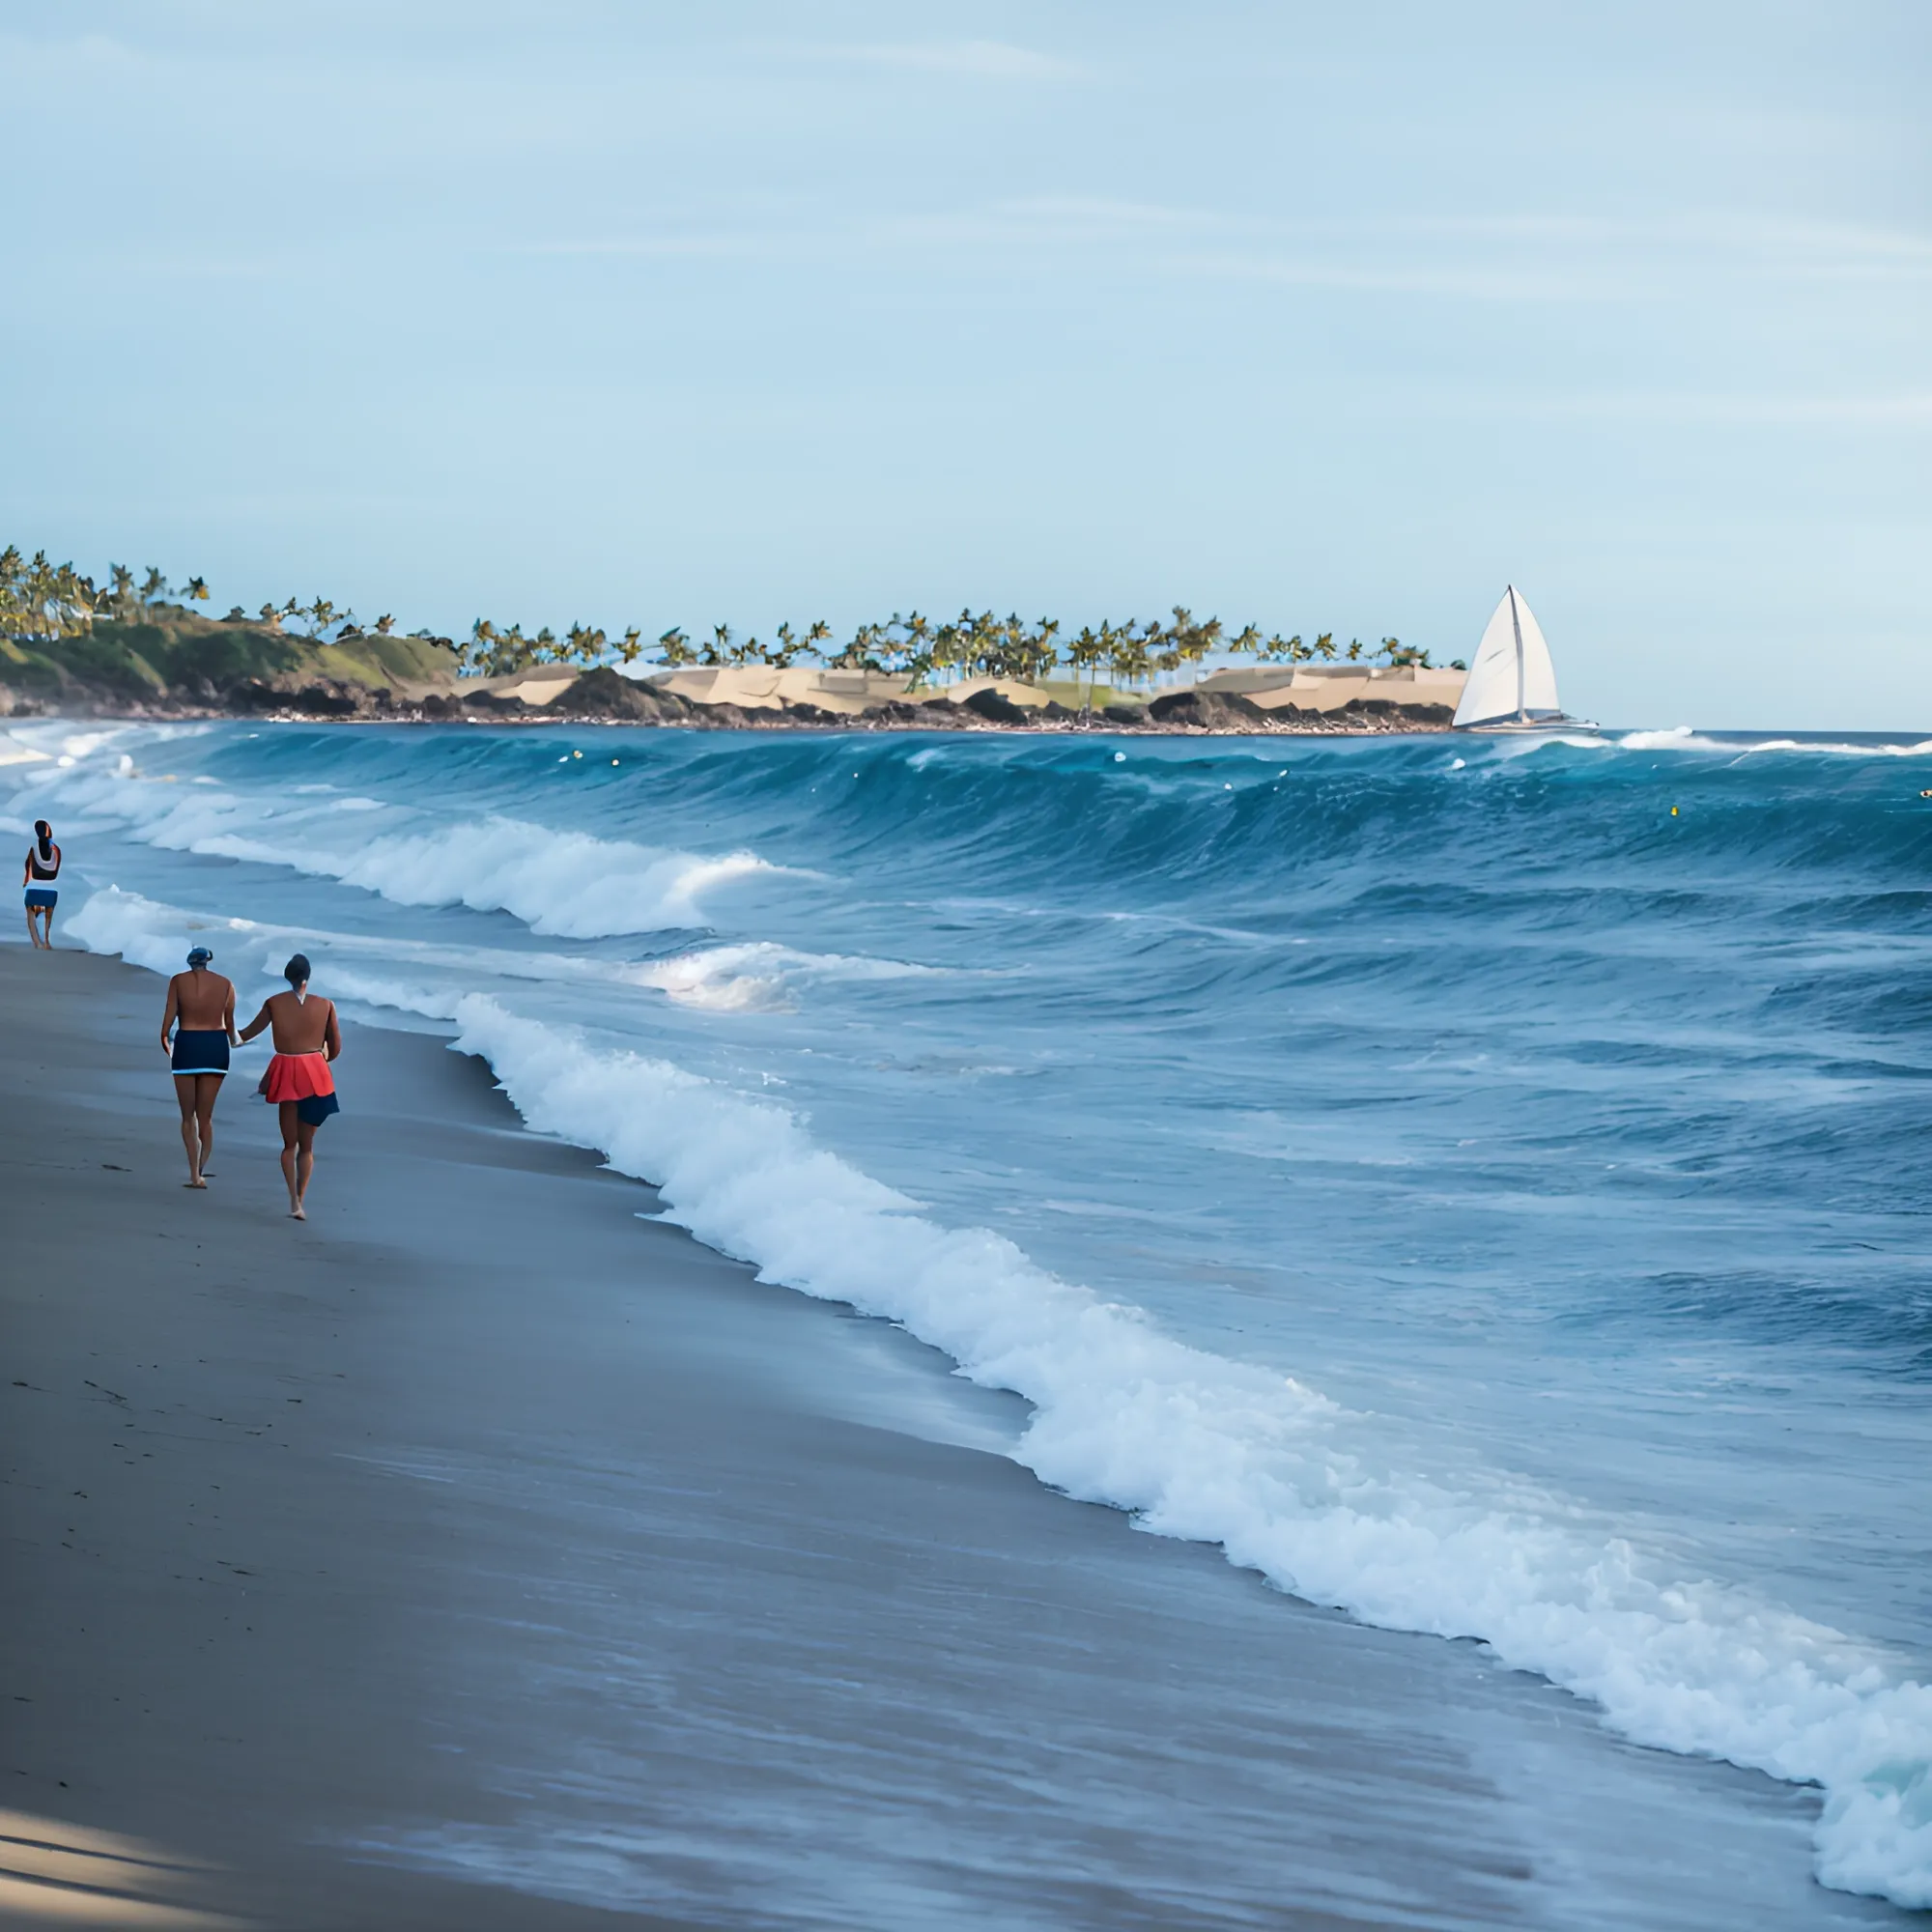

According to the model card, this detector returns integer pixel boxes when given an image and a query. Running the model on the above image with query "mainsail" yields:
[1453,586,1562,728]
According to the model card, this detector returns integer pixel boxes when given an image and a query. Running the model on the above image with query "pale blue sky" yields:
[3,2,1925,725]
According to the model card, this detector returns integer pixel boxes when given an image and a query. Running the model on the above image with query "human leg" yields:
[293,1120,318,1213]
[174,1074,207,1185]
[194,1073,223,1178]
[278,1102,303,1216]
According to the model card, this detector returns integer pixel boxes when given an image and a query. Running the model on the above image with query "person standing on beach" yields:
[160,947,239,1189]
[22,819,60,948]
[239,953,341,1221]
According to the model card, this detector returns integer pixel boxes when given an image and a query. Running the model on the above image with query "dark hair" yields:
[33,820,53,861]
[283,952,312,987]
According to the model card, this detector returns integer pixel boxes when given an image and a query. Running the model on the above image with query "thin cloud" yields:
[497,192,1931,310]
[1560,391,1932,427]
[838,40,1082,80]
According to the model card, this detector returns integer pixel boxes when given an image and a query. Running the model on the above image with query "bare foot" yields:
[290,1206,306,1220]
[185,1179,208,1189]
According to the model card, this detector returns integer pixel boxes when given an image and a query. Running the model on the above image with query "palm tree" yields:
[1312,633,1337,662]
[1066,625,1105,713]
[184,576,209,603]
[462,619,497,674]
[658,628,696,667]
[561,622,606,666]
[1106,622,1151,691]
[139,566,170,606]
[374,612,396,636]
[833,621,887,672]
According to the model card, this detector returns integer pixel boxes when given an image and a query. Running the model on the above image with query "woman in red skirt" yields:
[239,952,341,1220]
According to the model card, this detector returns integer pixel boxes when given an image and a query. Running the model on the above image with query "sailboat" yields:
[1451,586,1595,732]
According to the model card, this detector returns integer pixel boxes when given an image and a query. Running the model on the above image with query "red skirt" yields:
[261,1052,335,1103]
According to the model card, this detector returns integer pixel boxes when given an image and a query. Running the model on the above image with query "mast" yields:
[1507,585,1525,721]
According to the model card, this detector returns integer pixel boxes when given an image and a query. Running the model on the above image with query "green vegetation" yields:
[0,542,1433,717]
[0,548,457,706]
[462,606,1433,689]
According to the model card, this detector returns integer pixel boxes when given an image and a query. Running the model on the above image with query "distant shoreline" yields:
[8,669,1456,736]
[6,701,1456,736]
[2,601,1463,736]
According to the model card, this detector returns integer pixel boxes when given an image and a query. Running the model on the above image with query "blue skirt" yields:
[24,888,56,910]
[171,1029,231,1076]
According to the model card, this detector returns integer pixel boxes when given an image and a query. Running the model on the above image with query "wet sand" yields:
[0,948,1901,1930]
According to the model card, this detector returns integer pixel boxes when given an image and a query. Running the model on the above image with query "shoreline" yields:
[2,945,1891,1931]
[3,701,1454,736]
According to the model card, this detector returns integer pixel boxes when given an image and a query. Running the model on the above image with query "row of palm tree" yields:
[459,605,1435,687]
[253,595,412,640]
[0,549,215,647]
[0,550,437,655]
[1,545,1440,692]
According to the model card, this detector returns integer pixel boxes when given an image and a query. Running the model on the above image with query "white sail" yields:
[1453,585,1562,727]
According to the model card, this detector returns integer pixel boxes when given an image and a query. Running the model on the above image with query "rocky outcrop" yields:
[960,687,1033,724]
[549,668,693,722]
[1339,698,1456,726]
[1147,688,1273,729]
[5,643,1454,735]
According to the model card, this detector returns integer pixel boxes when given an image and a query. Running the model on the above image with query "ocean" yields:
[7,716,1930,1917]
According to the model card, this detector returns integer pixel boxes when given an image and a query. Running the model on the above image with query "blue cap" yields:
[186,946,213,964]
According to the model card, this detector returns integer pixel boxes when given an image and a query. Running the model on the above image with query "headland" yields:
[1,577,1463,732]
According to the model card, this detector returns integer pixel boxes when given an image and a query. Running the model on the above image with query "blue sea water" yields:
[6,716,1931,1913]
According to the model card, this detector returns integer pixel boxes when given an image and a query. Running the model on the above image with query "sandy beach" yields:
[0,945,1901,1931]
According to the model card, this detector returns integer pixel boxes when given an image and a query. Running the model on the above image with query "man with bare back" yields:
[238,952,342,1221]
[159,945,238,1188]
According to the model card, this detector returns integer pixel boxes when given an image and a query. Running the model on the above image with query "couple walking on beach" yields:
[159,949,341,1219]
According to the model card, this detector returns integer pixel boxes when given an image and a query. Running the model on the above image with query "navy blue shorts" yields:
[295,1092,340,1127]
[171,1030,231,1076]
[24,888,56,911]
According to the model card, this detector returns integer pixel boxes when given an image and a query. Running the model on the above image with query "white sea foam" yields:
[433,994,1932,1910]
[623,942,938,1013]
[67,887,936,1028]
[1616,726,1932,758]
[311,822,785,937]
[19,757,787,937]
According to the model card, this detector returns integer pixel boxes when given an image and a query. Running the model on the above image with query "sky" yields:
[1,1,1926,727]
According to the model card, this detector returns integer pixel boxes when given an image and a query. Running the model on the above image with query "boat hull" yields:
[1454,715,1598,734]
